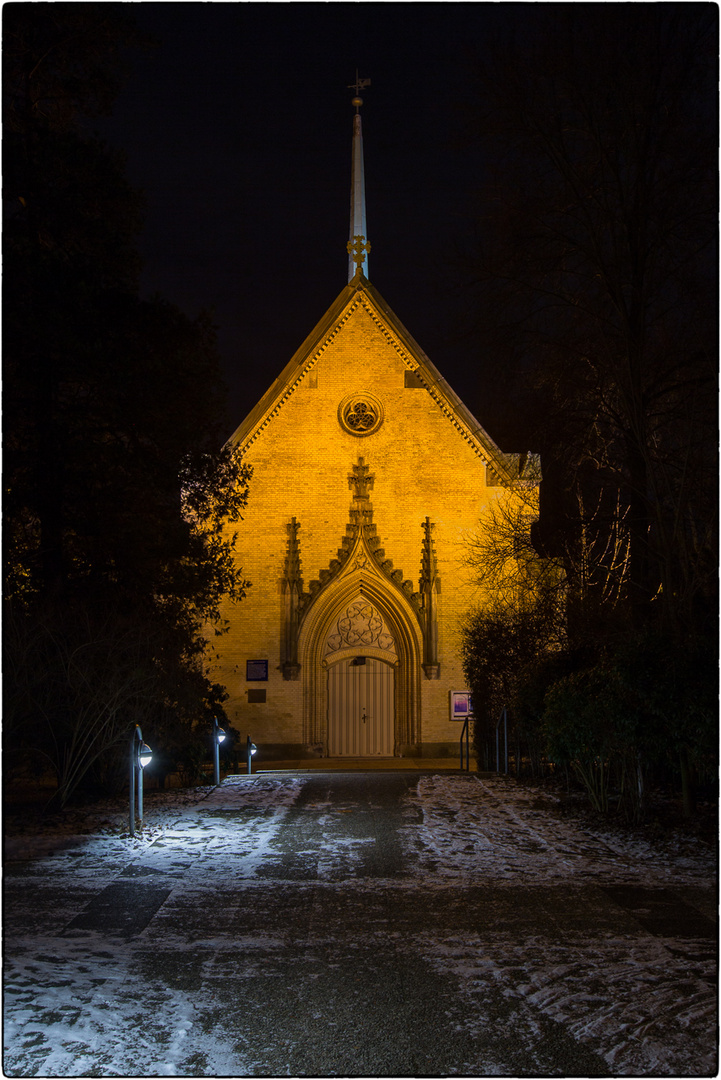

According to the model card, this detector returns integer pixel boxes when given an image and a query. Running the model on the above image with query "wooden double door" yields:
[327,657,394,756]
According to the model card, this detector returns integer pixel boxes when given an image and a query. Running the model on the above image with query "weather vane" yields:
[348,69,370,112]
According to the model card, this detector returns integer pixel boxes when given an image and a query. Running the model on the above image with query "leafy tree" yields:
[3,4,252,806]
[462,600,553,774]
[459,7,717,816]
[462,470,566,773]
[542,628,717,821]
[464,5,717,634]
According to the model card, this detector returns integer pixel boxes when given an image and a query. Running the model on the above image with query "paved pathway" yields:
[3,772,717,1076]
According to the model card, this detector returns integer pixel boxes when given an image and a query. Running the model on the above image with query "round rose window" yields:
[338,391,384,437]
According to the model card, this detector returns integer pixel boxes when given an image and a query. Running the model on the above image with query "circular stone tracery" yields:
[326,601,395,653]
[338,391,384,437]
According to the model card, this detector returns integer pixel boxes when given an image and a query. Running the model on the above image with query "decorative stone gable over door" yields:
[210,89,539,763]
[281,457,440,755]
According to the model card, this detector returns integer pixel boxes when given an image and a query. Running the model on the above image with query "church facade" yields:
[210,93,537,761]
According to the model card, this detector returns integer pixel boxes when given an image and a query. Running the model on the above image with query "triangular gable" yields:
[227,274,524,486]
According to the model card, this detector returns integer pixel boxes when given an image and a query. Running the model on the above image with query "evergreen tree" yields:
[3,4,251,806]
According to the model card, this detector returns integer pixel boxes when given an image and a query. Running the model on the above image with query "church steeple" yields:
[347,72,370,282]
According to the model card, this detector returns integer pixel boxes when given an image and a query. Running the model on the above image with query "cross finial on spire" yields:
[347,235,371,275]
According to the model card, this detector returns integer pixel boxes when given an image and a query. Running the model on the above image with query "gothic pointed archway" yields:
[299,568,423,756]
[282,458,430,757]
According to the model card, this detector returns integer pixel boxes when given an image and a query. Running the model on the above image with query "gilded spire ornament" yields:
[347,72,370,281]
[347,235,371,274]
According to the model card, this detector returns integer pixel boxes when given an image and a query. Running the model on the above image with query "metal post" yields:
[137,747,144,826]
[247,735,252,776]
[496,708,509,775]
[213,718,221,786]
[460,717,469,771]
[129,732,136,837]
[496,713,500,773]
[129,726,152,836]
[135,725,146,831]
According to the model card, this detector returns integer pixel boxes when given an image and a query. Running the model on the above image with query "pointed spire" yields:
[347,71,370,282]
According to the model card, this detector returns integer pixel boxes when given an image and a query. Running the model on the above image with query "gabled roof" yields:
[227,273,532,487]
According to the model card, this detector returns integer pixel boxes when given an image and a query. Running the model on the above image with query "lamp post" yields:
[213,717,226,786]
[129,725,152,837]
[246,735,257,776]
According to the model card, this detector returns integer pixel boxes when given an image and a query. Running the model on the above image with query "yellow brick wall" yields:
[210,291,508,757]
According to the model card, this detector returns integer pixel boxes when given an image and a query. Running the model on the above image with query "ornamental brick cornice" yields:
[232,294,367,456]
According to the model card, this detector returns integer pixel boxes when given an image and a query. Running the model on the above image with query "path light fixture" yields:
[246,735,257,776]
[129,725,153,837]
[213,717,226,786]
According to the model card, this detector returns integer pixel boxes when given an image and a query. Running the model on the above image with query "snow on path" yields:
[419,927,717,1077]
[4,776,305,1076]
[3,934,244,1077]
[4,772,716,1077]
[401,774,714,885]
[402,775,717,1076]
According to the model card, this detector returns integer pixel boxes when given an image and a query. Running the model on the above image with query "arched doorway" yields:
[298,573,423,757]
[327,656,395,756]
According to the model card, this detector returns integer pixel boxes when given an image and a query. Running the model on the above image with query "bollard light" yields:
[212,717,226,786]
[129,725,152,837]
[246,735,257,775]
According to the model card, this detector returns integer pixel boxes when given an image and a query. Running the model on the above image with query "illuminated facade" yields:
[212,89,537,759]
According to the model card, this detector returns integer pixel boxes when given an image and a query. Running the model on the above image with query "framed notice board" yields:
[246,660,268,682]
[449,691,474,721]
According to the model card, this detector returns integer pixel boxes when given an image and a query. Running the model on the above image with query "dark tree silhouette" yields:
[3,5,252,806]
[464,4,717,634]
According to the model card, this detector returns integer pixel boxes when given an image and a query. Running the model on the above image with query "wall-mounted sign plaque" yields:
[246,660,268,682]
[449,691,474,720]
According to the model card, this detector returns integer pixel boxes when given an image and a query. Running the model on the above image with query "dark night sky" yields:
[97,3,509,443]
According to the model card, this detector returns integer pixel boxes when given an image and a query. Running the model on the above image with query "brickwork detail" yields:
[231,289,513,476]
[210,281,538,758]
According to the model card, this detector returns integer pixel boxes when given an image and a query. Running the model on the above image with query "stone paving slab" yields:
[3,772,717,1077]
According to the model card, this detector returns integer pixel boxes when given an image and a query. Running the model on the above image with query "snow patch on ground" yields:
[4,776,305,1076]
[401,774,713,885]
[4,933,255,1077]
[420,929,717,1076]
[4,772,716,1077]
